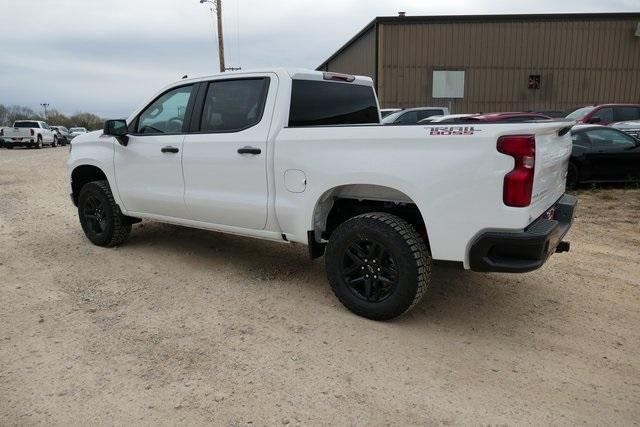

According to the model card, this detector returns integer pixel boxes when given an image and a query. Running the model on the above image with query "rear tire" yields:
[52,136,58,147]
[78,180,131,247]
[325,212,432,320]
[36,136,43,149]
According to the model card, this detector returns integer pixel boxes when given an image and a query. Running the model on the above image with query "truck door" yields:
[114,84,195,218]
[182,74,277,229]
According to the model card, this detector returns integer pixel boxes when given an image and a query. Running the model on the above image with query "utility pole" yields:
[40,103,49,119]
[200,0,225,72]
[215,0,225,72]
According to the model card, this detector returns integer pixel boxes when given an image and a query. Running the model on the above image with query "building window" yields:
[432,70,465,99]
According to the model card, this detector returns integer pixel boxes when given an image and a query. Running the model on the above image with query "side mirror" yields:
[103,119,129,145]
[588,116,601,124]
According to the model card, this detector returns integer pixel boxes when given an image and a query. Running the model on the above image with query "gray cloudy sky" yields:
[0,0,637,118]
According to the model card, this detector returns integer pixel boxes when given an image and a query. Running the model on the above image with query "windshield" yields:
[14,121,39,128]
[381,111,405,123]
[566,106,596,120]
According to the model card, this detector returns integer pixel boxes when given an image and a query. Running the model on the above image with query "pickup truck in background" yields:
[67,69,576,320]
[2,120,58,149]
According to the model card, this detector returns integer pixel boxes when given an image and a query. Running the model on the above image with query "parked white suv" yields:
[67,69,576,320]
[69,127,88,139]
[2,120,58,148]
[382,107,450,125]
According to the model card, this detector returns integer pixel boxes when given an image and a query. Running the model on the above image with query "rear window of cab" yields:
[288,80,379,127]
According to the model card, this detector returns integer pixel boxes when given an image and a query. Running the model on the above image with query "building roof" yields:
[317,12,640,70]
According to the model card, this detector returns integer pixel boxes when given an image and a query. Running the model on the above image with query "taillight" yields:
[497,135,535,207]
[30,129,35,136]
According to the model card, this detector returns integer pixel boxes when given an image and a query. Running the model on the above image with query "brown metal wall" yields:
[324,27,376,80]
[377,18,640,112]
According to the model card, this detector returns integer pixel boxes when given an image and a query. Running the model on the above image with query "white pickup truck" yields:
[67,68,576,320]
[2,120,58,149]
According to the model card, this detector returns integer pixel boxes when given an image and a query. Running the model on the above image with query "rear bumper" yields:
[469,194,577,273]
[4,138,35,146]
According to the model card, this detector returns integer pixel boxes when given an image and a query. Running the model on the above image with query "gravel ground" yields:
[1,147,639,425]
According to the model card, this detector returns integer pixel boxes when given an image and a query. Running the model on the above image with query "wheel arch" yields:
[70,164,109,206]
[309,184,430,256]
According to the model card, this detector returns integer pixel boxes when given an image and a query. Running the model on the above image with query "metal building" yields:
[317,13,640,113]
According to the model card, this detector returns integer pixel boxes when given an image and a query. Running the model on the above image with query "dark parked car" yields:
[50,126,71,145]
[567,125,640,187]
[566,104,640,125]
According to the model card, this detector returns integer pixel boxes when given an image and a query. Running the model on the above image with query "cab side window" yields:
[200,78,269,133]
[136,85,194,135]
[591,108,613,123]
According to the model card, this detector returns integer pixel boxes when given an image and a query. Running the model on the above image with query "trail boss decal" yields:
[428,126,480,136]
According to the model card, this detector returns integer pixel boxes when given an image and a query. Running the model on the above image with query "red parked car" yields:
[469,112,552,122]
[565,104,640,125]
[426,112,552,124]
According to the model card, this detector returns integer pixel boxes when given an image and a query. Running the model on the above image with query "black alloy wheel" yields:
[341,238,399,303]
[82,195,108,238]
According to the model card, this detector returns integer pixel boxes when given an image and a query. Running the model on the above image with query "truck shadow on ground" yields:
[122,221,565,332]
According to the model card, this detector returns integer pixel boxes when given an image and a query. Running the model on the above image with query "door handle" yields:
[237,146,261,155]
[161,146,179,153]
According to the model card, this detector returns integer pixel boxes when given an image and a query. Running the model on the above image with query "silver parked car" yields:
[68,127,88,139]
[612,120,640,139]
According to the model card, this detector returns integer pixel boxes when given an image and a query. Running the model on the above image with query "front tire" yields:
[325,212,432,320]
[78,180,131,247]
[52,136,58,147]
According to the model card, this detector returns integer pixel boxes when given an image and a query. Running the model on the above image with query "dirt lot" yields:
[1,147,639,425]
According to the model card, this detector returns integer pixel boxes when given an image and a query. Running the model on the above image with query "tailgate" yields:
[7,128,30,138]
[530,123,573,220]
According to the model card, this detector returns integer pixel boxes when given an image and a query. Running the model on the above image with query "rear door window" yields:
[200,78,269,133]
[614,107,640,122]
[288,80,378,127]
